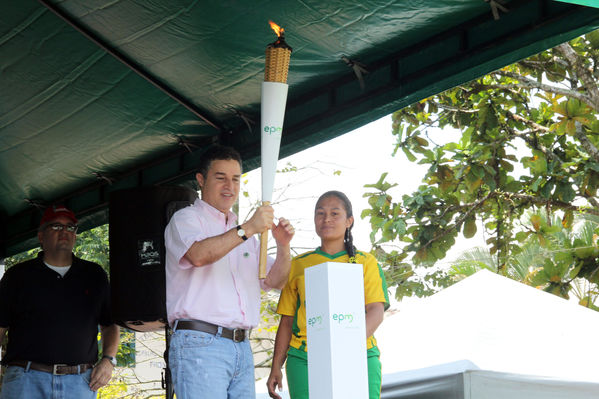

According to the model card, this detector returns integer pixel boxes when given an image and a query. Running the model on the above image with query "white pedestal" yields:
[305,262,368,399]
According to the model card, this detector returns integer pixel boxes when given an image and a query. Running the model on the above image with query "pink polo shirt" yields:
[165,199,274,329]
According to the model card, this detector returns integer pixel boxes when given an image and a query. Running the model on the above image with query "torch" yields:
[259,21,292,279]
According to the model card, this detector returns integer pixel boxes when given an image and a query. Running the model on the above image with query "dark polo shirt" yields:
[0,252,112,365]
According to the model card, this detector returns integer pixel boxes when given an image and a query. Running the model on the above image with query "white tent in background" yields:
[381,359,599,399]
[377,269,599,382]
[256,270,599,398]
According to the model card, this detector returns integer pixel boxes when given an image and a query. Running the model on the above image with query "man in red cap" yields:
[0,205,120,399]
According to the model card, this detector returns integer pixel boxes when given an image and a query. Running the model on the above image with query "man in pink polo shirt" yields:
[164,145,294,399]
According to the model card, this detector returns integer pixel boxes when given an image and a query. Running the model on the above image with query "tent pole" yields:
[38,0,223,132]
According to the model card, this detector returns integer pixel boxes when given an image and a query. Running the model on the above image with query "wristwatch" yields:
[236,225,248,241]
[103,355,117,367]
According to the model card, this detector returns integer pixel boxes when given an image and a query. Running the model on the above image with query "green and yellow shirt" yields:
[276,248,389,352]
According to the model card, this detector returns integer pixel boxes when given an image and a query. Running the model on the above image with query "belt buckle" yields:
[232,329,245,342]
[53,364,67,375]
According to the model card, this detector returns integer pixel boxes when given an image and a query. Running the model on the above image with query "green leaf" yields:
[463,216,477,239]
[588,162,599,173]
[461,127,473,147]
[402,146,417,162]
[540,181,554,199]
[586,30,599,48]
[471,164,485,179]
[530,152,548,174]
[530,214,542,232]
[530,176,543,192]
[414,136,429,146]
[515,231,530,242]
[394,219,407,235]
[499,160,514,172]
[555,181,576,203]
[562,210,573,229]
[364,173,397,192]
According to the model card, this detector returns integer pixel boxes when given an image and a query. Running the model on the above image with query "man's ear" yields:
[195,173,205,190]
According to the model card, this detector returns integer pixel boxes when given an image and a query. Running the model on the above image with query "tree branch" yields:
[502,192,599,215]
[555,43,599,112]
[506,111,550,133]
[502,123,565,167]
[437,104,478,113]
[419,191,495,252]
[519,57,569,71]
[574,121,599,163]
[518,58,577,86]
[418,190,599,253]
[493,70,592,105]
[586,195,599,209]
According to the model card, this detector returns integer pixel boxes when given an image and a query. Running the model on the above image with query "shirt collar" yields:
[195,198,238,224]
[36,251,79,270]
[314,247,348,259]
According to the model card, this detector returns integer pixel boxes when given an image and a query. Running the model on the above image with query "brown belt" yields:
[9,360,94,375]
[176,320,249,342]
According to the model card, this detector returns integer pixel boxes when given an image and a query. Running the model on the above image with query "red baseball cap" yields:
[40,205,78,227]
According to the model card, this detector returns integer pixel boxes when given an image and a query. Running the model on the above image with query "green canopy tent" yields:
[2,0,599,256]
[555,0,599,8]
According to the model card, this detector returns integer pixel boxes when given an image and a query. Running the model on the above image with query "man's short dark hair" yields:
[197,145,243,177]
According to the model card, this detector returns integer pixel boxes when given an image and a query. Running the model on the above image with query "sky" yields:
[240,114,487,268]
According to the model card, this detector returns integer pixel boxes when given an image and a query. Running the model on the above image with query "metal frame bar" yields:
[38,0,224,132]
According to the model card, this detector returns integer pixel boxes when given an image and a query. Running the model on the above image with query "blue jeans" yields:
[169,329,255,399]
[0,365,96,399]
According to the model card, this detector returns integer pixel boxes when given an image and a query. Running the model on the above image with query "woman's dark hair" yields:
[197,144,243,178]
[315,190,356,263]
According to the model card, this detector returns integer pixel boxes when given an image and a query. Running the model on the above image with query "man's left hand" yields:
[271,217,294,246]
[89,357,114,391]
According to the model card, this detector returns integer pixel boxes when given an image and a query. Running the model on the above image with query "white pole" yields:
[259,81,288,278]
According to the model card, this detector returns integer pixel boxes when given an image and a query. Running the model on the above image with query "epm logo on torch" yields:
[264,126,283,135]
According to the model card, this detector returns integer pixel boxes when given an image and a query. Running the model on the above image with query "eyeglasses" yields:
[46,223,78,233]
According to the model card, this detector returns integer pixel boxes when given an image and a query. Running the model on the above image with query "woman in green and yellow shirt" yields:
[267,190,389,399]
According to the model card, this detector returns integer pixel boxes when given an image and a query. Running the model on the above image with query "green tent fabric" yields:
[555,0,599,8]
[2,0,599,256]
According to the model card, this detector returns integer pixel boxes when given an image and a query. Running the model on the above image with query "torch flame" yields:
[269,20,284,37]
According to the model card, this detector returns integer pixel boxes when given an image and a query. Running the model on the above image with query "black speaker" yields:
[109,186,198,332]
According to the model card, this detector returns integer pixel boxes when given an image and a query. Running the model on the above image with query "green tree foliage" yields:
[4,247,40,268]
[449,213,599,311]
[364,31,599,301]
[74,224,110,274]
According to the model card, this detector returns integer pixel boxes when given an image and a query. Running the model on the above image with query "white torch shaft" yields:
[259,81,289,278]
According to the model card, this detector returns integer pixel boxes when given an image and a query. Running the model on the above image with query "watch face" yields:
[236,225,247,240]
